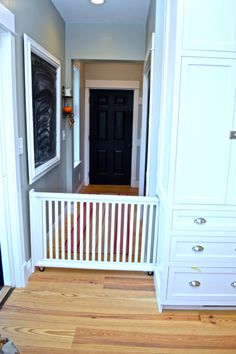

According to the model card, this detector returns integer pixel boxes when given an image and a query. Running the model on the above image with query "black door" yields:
[0,247,4,287]
[90,89,133,185]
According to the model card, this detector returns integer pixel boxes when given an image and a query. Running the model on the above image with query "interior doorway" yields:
[0,4,26,288]
[89,89,133,185]
[85,79,140,188]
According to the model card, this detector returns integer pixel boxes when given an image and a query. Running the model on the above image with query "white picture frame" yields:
[24,34,61,184]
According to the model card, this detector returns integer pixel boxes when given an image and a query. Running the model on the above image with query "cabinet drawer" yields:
[172,210,236,231]
[170,237,236,262]
[167,267,236,301]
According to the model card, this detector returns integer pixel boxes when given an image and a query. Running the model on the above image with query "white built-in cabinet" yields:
[155,0,236,310]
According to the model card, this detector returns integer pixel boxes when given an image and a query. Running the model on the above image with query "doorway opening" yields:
[89,89,133,185]
[72,60,143,195]
[85,79,140,190]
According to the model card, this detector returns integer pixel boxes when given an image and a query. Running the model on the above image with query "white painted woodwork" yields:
[29,191,159,272]
[181,0,236,52]
[154,0,236,310]
[174,57,236,204]
[0,7,26,287]
[170,237,236,263]
[167,268,236,303]
[172,209,236,232]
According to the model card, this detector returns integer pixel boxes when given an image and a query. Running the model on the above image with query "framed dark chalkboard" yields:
[24,34,61,184]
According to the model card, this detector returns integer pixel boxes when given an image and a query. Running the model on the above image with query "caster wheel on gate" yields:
[147,271,154,276]
[39,267,45,272]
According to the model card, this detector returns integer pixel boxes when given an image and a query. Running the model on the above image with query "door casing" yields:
[85,80,140,187]
[0,4,26,287]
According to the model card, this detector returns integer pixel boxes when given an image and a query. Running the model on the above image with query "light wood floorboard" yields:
[80,184,139,195]
[1,268,236,353]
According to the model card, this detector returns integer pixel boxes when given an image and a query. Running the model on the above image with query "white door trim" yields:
[0,5,26,287]
[84,80,140,187]
[139,33,155,196]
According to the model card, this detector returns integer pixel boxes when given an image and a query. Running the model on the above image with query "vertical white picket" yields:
[86,201,90,261]
[128,204,134,263]
[116,203,122,262]
[140,204,147,263]
[92,202,96,261]
[48,200,53,259]
[98,202,102,261]
[104,202,109,262]
[152,205,159,264]
[42,200,47,258]
[134,204,141,263]
[110,203,115,262]
[55,200,59,259]
[67,201,71,260]
[79,201,84,261]
[73,201,78,260]
[61,201,65,260]
[122,203,128,263]
[146,204,153,263]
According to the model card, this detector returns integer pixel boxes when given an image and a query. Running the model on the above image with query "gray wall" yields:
[146,0,156,51]
[0,0,66,260]
[66,23,146,62]
[65,22,146,191]
[65,22,146,88]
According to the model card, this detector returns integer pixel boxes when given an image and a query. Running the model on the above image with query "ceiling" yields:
[51,0,150,25]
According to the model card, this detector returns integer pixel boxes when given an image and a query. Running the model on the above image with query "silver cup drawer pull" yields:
[192,245,204,252]
[194,217,207,225]
[189,280,201,288]
[231,282,236,288]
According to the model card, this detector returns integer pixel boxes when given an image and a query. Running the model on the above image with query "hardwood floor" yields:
[1,268,236,353]
[80,184,139,195]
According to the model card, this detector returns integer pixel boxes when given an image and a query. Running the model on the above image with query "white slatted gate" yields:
[29,190,159,272]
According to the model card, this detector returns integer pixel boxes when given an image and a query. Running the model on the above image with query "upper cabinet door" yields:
[181,0,236,52]
[174,57,236,205]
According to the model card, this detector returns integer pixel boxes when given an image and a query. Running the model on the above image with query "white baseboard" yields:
[75,180,85,193]
[154,268,163,313]
[23,258,32,285]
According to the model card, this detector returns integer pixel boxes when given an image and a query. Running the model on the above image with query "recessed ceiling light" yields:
[90,0,105,5]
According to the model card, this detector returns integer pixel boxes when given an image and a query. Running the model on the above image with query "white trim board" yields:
[0,3,15,34]
[139,33,155,196]
[0,7,27,287]
[84,80,140,187]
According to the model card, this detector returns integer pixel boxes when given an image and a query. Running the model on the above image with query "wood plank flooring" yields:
[80,184,139,195]
[1,268,236,353]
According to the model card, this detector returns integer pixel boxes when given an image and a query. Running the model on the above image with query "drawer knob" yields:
[189,280,201,288]
[231,282,236,288]
[194,217,207,225]
[192,245,204,252]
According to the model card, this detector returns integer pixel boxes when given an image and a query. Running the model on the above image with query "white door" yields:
[174,57,236,205]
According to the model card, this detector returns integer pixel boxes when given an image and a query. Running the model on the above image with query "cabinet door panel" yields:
[182,0,236,52]
[227,122,236,204]
[174,57,236,204]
